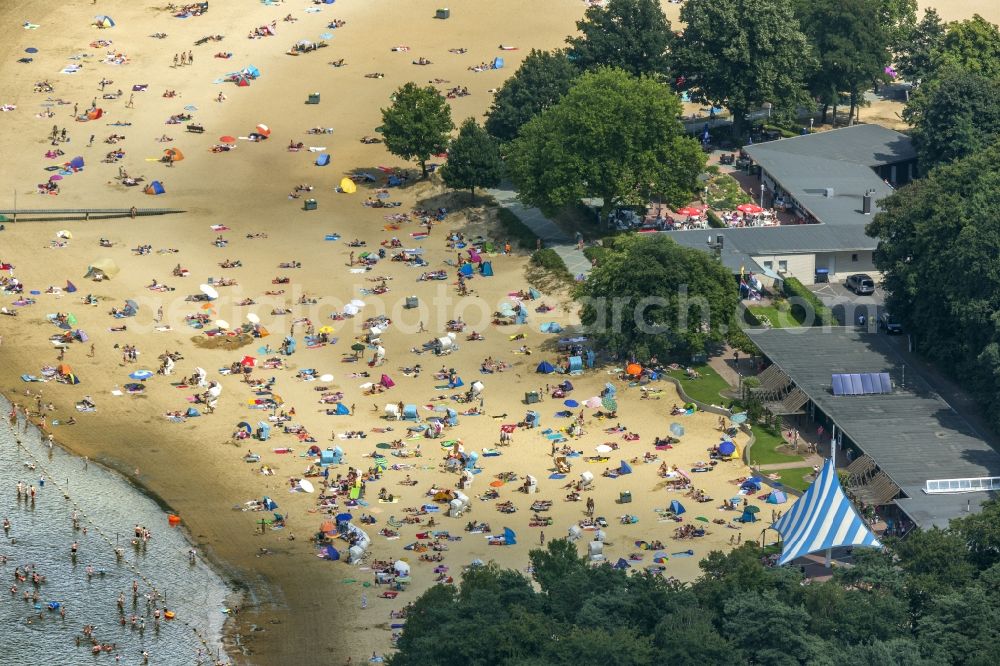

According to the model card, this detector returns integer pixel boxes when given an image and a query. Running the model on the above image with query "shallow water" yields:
[0,399,230,664]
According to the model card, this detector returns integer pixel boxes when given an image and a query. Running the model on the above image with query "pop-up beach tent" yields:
[339,177,356,193]
[84,258,119,280]
[669,499,686,515]
[315,153,330,166]
[332,402,350,415]
[536,361,555,374]
[766,489,788,504]
[145,180,165,195]
[94,15,115,28]
[619,460,633,475]
[480,261,493,277]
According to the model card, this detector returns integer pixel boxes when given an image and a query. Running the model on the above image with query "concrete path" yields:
[486,186,592,278]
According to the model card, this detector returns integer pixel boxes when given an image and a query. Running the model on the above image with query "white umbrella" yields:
[369,326,382,337]
[393,560,410,576]
[246,313,260,324]
[471,381,484,393]
[298,479,314,493]
[207,384,223,398]
[349,299,365,308]
[359,382,374,391]
[56,229,73,239]
[595,444,613,453]
[375,346,385,357]
[342,304,359,316]
[215,319,230,330]
[319,373,333,382]
[200,284,219,300]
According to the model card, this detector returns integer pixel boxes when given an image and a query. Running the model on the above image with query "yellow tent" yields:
[85,258,120,279]
[339,177,356,194]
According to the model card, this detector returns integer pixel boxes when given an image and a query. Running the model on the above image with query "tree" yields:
[876,0,917,60]
[439,118,503,202]
[795,0,889,125]
[485,49,579,142]
[578,234,740,361]
[566,0,673,76]
[676,0,815,138]
[380,82,453,178]
[506,68,704,222]
[897,8,946,81]
[867,142,1000,434]
[950,498,1000,571]
[902,65,1000,169]
[930,15,1000,80]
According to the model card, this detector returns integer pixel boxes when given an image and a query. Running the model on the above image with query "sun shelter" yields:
[448,376,464,388]
[669,499,686,515]
[535,361,556,375]
[540,322,563,333]
[331,402,350,415]
[766,489,788,504]
[480,261,493,277]
[740,477,762,492]
[145,180,165,195]
[315,153,331,166]
[459,263,473,277]
[339,177,356,194]
[236,421,252,436]
[492,57,504,69]
[568,356,583,375]
[384,403,401,420]
[84,258,119,280]
[619,460,633,475]
[321,447,344,465]
[256,421,271,440]
[773,458,882,566]
[163,147,184,162]
[402,404,418,421]
[94,15,115,28]
[380,374,395,388]
[434,336,456,355]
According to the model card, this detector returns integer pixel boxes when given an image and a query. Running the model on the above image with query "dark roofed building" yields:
[748,327,1000,529]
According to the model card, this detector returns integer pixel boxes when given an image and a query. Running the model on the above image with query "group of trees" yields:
[867,14,1000,430]
[391,500,1000,665]
[578,234,740,360]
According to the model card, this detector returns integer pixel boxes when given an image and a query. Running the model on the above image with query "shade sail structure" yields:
[773,458,882,566]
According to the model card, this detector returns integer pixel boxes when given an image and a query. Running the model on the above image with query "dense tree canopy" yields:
[391,499,1000,665]
[380,82,454,177]
[867,142,1000,432]
[578,234,740,361]
[676,0,815,138]
[902,65,1000,169]
[931,15,1000,80]
[897,8,946,81]
[484,49,579,142]
[506,68,704,220]
[439,118,503,202]
[795,0,889,125]
[566,0,673,76]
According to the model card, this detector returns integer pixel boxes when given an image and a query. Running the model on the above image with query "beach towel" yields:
[548,473,566,480]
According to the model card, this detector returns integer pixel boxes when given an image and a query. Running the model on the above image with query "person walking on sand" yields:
[125,94,134,109]
[188,50,193,64]
[173,54,178,67]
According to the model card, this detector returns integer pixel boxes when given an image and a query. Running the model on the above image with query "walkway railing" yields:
[0,208,185,222]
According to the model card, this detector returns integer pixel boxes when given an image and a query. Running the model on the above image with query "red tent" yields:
[380,374,395,388]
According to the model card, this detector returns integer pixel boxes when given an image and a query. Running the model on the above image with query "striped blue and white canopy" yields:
[773,458,882,565]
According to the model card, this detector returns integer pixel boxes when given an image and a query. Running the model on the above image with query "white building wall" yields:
[752,253,817,284]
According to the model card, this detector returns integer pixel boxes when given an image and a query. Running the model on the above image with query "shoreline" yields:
[3,397,233,661]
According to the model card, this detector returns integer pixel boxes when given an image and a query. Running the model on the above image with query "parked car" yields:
[879,312,903,334]
[845,273,876,295]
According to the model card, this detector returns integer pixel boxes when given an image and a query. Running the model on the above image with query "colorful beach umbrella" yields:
[25,47,38,54]
[563,399,579,408]
[601,396,617,412]
[219,135,236,144]
[129,369,154,380]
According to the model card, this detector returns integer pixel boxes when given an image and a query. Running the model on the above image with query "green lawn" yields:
[773,467,815,492]
[747,426,804,466]
[666,364,733,405]
[747,305,802,328]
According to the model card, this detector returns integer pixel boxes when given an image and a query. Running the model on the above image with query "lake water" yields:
[0,399,231,664]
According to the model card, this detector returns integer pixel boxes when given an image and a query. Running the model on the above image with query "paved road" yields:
[486,186,592,278]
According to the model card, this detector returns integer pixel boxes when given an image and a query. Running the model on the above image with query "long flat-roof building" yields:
[668,124,917,285]
[748,327,1000,529]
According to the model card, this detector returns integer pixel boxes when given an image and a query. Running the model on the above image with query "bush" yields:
[582,245,612,266]
[530,248,573,281]
[706,209,726,229]
[495,208,538,249]
[782,277,831,326]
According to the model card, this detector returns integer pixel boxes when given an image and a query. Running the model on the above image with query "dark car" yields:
[845,273,876,295]
[879,312,903,334]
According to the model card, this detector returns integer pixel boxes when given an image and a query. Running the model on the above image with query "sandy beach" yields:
[0,1,993,663]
